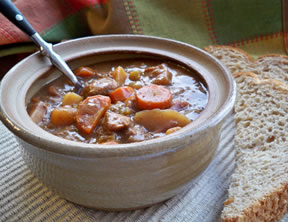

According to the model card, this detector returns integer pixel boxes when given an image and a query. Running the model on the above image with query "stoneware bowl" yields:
[0,35,236,210]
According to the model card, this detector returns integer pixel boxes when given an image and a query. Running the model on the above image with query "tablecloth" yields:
[0,113,235,222]
[0,0,288,221]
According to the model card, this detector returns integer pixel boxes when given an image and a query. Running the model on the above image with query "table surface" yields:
[0,113,287,222]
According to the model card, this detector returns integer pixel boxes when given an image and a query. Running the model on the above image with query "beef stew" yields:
[27,58,208,144]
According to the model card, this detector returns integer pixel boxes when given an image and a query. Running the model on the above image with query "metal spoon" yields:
[0,0,83,94]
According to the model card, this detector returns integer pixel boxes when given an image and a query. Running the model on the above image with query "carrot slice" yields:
[74,67,95,77]
[109,86,134,103]
[75,95,111,134]
[136,85,172,110]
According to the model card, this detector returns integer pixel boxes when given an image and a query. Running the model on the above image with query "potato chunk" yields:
[113,66,127,86]
[166,126,182,135]
[50,106,77,126]
[135,109,190,132]
[62,92,83,106]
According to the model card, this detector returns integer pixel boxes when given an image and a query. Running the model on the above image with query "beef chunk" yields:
[125,125,146,142]
[28,101,47,124]
[48,85,60,97]
[144,64,172,85]
[104,111,131,131]
[170,100,189,112]
[82,77,118,97]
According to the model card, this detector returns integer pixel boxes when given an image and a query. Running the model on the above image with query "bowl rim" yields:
[0,34,236,158]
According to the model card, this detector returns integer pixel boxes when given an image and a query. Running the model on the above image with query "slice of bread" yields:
[221,72,288,222]
[204,45,253,74]
[204,45,288,221]
[204,45,288,85]
[251,55,288,84]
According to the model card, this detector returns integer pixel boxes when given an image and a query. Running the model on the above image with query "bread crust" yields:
[233,71,258,80]
[204,45,288,65]
[203,45,254,62]
[222,183,288,222]
[204,45,288,84]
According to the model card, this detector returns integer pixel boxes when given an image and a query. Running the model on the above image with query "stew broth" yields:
[27,58,208,144]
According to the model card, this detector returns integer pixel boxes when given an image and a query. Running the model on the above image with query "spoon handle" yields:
[0,0,83,93]
[0,0,36,36]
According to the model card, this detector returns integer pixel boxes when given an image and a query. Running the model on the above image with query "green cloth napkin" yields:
[127,0,285,57]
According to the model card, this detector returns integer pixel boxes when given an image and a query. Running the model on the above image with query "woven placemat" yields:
[0,113,287,222]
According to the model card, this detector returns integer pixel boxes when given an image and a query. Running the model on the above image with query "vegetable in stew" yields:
[27,58,208,144]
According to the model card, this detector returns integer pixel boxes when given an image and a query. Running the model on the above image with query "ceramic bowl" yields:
[0,35,236,210]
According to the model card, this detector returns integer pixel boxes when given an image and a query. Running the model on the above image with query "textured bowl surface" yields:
[0,35,236,210]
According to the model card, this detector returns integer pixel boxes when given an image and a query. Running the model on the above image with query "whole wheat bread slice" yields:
[204,45,288,84]
[251,55,288,84]
[204,45,253,74]
[204,45,288,221]
[221,72,288,222]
